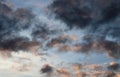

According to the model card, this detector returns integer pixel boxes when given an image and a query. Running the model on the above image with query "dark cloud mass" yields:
[49,0,120,57]
[0,0,36,50]
[0,0,58,51]
[0,0,120,59]
[50,0,120,28]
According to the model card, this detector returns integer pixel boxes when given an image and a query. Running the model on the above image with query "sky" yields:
[0,0,120,77]
[10,0,51,14]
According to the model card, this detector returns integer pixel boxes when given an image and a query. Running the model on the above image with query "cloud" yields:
[0,1,37,51]
[49,0,120,28]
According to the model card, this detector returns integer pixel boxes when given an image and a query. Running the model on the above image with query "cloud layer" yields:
[50,0,120,28]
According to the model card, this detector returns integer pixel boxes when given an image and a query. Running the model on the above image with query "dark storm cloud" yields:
[49,0,120,28]
[0,1,37,51]
[1,0,120,56]
[0,0,60,51]
[49,0,120,58]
